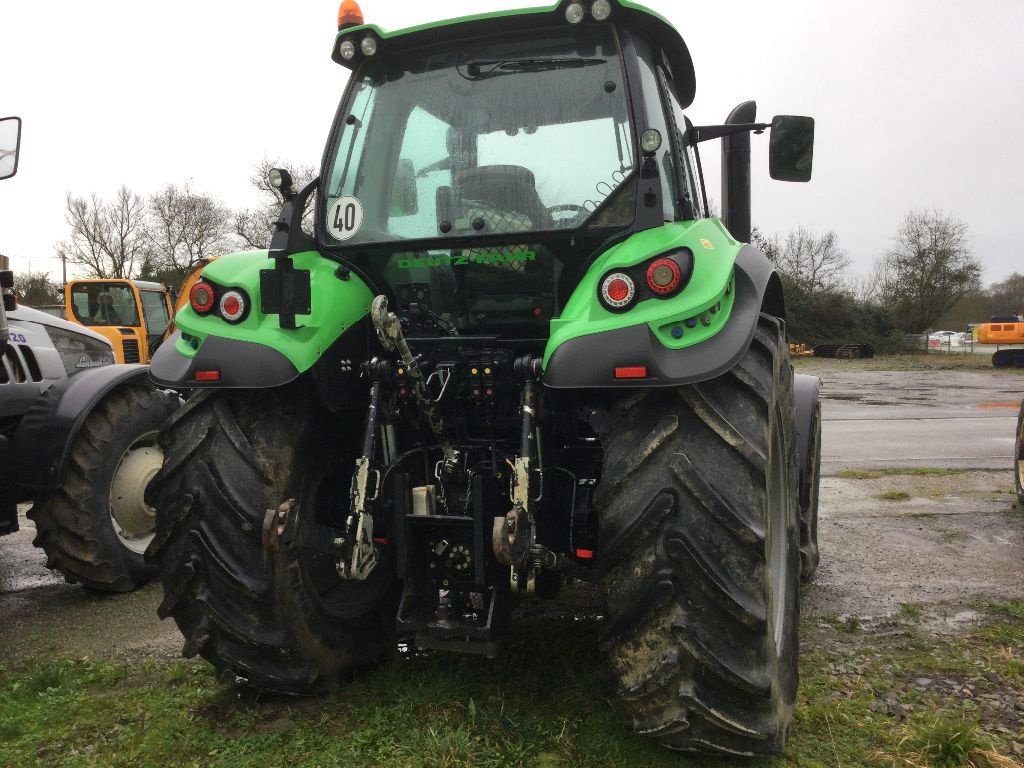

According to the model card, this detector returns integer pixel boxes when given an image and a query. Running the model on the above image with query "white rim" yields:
[108,430,164,555]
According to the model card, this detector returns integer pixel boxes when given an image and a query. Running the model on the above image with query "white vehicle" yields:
[928,330,964,349]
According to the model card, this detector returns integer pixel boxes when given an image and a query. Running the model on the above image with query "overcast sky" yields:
[1,0,1021,285]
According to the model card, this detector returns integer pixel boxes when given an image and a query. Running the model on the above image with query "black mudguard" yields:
[149,331,299,389]
[544,245,784,388]
[793,373,822,512]
[12,364,155,490]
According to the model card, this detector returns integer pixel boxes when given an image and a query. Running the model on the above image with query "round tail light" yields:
[219,289,247,323]
[600,272,635,309]
[646,258,682,295]
[189,281,215,314]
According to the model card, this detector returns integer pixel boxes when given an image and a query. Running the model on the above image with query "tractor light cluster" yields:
[597,248,693,313]
[189,280,249,325]
[565,0,612,24]
[335,0,379,62]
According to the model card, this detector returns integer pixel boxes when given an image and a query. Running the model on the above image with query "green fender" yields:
[543,219,783,388]
[149,250,373,388]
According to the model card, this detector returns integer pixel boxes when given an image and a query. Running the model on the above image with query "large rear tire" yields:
[27,384,179,592]
[594,315,800,755]
[145,383,398,694]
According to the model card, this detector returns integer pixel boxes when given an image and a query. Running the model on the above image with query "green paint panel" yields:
[543,219,741,368]
[172,250,373,374]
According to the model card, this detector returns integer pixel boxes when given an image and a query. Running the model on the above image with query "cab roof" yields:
[332,0,696,108]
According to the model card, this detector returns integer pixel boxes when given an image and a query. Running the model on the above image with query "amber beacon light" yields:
[337,0,365,29]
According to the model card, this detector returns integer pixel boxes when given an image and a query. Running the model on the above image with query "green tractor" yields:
[146,0,822,754]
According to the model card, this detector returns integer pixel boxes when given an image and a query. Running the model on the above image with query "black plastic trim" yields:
[149,331,299,390]
[11,364,151,490]
[544,244,778,388]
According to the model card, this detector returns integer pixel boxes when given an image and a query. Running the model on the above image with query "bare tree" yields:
[147,182,234,278]
[986,271,1024,317]
[750,226,781,264]
[872,208,982,333]
[771,226,850,294]
[55,186,148,279]
[234,158,316,249]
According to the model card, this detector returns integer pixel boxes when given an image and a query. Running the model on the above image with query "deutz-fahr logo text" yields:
[397,251,536,269]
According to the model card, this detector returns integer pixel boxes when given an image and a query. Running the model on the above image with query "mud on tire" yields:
[594,314,800,755]
[27,384,179,592]
[145,382,398,694]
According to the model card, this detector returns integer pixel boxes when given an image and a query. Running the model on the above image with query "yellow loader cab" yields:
[64,279,174,364]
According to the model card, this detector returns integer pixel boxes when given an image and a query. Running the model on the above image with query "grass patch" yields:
[878,490,913,502]
[838,468,970,480]
[900,602,924,620]
[2,606,1024,766]
[886,716,1014,767]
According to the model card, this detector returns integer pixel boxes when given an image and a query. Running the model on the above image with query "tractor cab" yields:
[305,0,812,342]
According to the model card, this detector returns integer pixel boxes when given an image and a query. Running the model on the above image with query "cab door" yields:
[137,290,171,360]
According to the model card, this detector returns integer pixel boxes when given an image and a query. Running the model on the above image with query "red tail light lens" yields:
[218,289,247,323]
[189,281,215,314]
[646,258,682,295]
[600,272,635,309]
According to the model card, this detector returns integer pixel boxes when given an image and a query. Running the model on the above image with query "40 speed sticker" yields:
[327,196,363,241]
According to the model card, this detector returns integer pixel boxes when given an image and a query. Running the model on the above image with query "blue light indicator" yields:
[685,317,698,328]
[671,325,684,339]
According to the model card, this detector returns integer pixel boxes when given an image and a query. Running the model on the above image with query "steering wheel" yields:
[547,204,590,225]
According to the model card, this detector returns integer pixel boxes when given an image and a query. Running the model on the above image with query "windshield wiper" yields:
[461,57,605,80]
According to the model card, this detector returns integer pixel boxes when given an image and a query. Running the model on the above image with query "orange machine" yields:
[63,279,174,364]
[975,317,1024,367]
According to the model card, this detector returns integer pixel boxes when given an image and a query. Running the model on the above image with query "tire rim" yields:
[108,429,164,554]
[768,410,790,650]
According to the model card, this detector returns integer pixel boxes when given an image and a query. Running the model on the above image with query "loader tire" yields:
[594,314,800,755]
[27,384,179,592]
[145,383,398,694]
[1015,401,1024,508]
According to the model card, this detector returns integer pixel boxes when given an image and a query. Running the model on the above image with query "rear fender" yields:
[544,219,782,388]
[149,249,374,389]
[12,364,153,490]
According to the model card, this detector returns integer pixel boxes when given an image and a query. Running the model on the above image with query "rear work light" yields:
[189,281,215,314]
[218,289,247,323]
[646,258,682,295]
[600,272,635,310]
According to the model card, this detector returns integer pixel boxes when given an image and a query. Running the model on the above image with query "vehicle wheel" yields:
[1015,401,1024,507]
[145,382,399,694]
[27,384,179,592]
[594,314,800,755]
[794,376,822,583]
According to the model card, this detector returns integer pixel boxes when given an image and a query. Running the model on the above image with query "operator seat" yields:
[455,165,553,231]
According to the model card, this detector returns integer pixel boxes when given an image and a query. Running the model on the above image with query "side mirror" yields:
[390,158,419,217]
[769,115,814,182]
[0,116,22,181]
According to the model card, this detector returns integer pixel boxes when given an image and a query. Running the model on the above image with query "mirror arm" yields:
[268,177,319,259]
[686,122,770,145]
